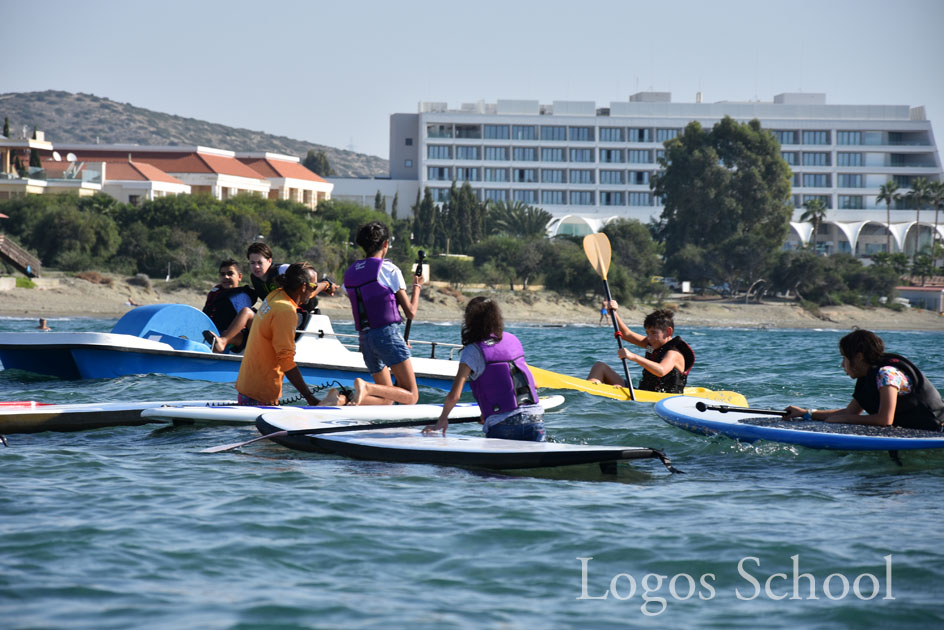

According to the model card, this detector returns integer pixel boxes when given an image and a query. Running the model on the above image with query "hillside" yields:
[0,90,388,178]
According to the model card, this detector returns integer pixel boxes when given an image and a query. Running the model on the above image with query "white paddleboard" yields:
[0,399,228,434]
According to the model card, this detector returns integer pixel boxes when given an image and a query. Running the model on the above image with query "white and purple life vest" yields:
[344,258,402,331]
[468,333,538,422]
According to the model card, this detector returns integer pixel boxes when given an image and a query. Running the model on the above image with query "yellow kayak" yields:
[528,365,748,407]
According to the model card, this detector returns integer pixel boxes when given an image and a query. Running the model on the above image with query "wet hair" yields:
[461,296,504,346]
[356,221,390,255]
[247,242,272,260]
[643,308,675,332]
[278,262,314,293]
[218,258,241,273]
[839,329,885,365]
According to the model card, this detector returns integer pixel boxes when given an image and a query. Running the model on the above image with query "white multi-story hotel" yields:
[331,92,943,257]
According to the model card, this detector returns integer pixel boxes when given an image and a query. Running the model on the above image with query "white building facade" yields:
[333,92,943,257]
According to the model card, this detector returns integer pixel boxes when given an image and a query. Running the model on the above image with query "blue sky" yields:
[4,0,943,161]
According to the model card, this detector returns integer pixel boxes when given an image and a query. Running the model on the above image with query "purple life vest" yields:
[468,333,538,422]
[344,258,401,331]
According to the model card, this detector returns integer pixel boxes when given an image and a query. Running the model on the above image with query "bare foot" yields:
[203,330,225,354]
[319,388,341,406]
[351,378,368,406]
[587,378,602,384]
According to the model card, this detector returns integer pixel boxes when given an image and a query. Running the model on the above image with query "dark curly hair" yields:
[355,221,390,256]
[218,258,241,273]
[278,262,314,293]
[461,296,504,346]
[839,329,885,365]
[643,308,675,332]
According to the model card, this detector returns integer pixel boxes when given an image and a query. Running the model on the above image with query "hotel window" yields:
[792,173,801,186]
[656,128,680,142]
[600,149,625,163]
[569,169,594,184]
[628,192,650,206]
[513,189,537,203]
[455,124,481,139]
[483,189,508,202]
[570,148,594,162]
[427,124,453,138]
[781,152,798,165]
[484,125,510,139]
[802,174,830,188]
[427,167,450,181]
[600,127,625,142]
[600,170,625,185]
[512,125,537,140]
[838,195,864,209]
[802,130,830,145]
[456,146,480,160]
[837,174,863,188]
[802,152,830,166]
[513,168,537,183]
[629,171,649,185]
[628,128,651,142]
[569,126,594,142]
[512,147,537,161]
[456,167,480,181]
[431,188,451,202]
[541,169,566,183]
[404,159,413,168]
[772,130,797,145]
[628,150,650,163]
[601,191,624,206]
[656,149,665,161]
[484,168,508,182]
[484,146,508,161]
[570,190,594,205]
[837,131,861,145]
[427,145,451,159]
[541,147,565,162]
[405,138,413,146]
[542,190,565,205]
[541,126,566,141]
[837,152,862,166]
[803,194,830,208]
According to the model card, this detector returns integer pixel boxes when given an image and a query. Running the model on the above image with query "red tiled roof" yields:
[107,161,185,185]
[239,157,327,183]
[46,149,267,181]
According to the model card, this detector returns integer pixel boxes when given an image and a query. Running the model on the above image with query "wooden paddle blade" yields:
[582,233,612,280]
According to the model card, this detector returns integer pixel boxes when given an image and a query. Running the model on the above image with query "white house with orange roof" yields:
[99,161,191,204]
[236,152,332,210]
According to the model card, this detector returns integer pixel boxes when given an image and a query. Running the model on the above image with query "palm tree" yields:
[800,198,827,253]
[930,181,944,271]
[488,200,553,238]
[875,180,900,254]
[908,177,931,263]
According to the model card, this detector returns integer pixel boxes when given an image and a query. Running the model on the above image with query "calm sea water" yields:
[1,315,943,629]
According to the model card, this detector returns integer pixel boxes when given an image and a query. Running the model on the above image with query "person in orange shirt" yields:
[235,262,343,406]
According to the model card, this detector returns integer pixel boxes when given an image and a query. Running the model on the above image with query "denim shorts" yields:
[359,322,411,374]
[485,409,546,442]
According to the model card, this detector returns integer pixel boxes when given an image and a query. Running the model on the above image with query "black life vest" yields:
[203,285,254,333]
[639,336,695,394]
[852,353,944,431]
[250,265,282,303]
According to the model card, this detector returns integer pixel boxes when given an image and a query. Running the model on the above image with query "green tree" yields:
[876,180,900,253]
[601,218,662,297]
[302,149,332,177]
[488,200,552,238]
[391,191,399,221]
[2,116,9,138]
[908,177,932,263]
[929,181,944,267]
[412,187,436,248]
[912,254,934,286]
[800,198,828,252]
[374,190,384,211]
[29,127,41,168]
[652,117,793,291]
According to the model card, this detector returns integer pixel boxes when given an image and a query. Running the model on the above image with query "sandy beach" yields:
[2,272,943,331]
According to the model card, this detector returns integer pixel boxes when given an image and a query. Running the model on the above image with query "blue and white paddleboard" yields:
[655,395,944,451]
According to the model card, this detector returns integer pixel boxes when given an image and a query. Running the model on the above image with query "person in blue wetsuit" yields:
[424,296,545,441]
[343,221,424,406]
[785,329,944,430]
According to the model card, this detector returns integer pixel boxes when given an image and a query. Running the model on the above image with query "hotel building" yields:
[331,92,943,257]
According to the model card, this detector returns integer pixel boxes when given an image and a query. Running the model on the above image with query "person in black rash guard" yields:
[586,305,694,393]
[202,259,255,353]
[785,329,944,431]
[246,241,337,312]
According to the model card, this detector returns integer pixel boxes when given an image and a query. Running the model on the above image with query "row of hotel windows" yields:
[427,167,652,184]
[428,145,664,162]
[427,126,929,146]
[793,195,873,209]
[426,187,654,206]
[781,152,935,167]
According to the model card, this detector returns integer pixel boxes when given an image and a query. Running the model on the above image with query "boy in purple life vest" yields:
[343,221,424,406]
[587,304,695,394]
[424,296,545,441]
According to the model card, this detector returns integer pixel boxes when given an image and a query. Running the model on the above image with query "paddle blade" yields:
[582,233,612,280]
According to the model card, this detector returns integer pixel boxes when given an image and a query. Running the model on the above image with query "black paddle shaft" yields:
[602,279,635,401]
[403,250,426,343]
[695,401,789,417]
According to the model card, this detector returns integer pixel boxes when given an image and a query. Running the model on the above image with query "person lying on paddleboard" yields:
[424,296,545,441]
[587,304,694,394]
[235,262,343,407]
[343,221,424,406]
[785,329,944,430]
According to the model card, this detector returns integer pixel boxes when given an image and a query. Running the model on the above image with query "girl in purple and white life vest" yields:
[343,221,424,406]
[425,297,546,441]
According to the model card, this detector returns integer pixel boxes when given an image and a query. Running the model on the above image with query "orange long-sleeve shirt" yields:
[235,288,299,404]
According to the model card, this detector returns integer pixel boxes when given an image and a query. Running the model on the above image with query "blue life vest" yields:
[344,258,402,331]
[468,333,538,422]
